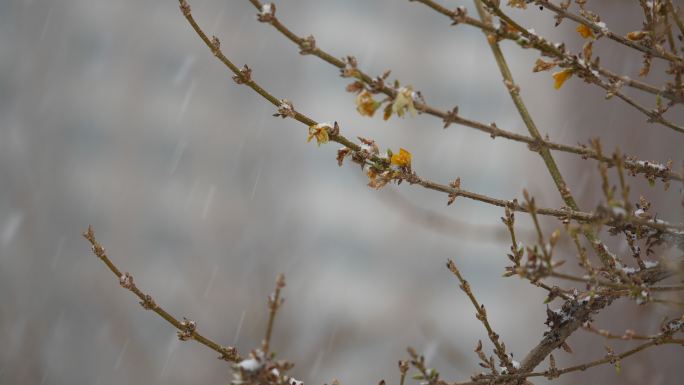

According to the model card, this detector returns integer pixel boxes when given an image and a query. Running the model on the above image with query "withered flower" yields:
[389,87,417,119]
[307,123,331,145]
[355,90,381,117]
[533,58,556,72]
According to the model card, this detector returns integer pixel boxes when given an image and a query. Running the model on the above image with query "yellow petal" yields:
[390,148,412,167]
[576,24,594,39]
[383,104,392,121]
[552,69,573,90]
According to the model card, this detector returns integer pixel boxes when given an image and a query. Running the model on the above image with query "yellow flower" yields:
[307,123,330,146]
[390,148,412,168]
[552,69,573,90]
[391,87,417,119]
[355,90,380,117]
[576,24,594,39]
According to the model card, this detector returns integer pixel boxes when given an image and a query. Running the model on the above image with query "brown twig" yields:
[262,273,285,355]
[447,259,515,371]
[583,323,684,344]
[82,226,240,362]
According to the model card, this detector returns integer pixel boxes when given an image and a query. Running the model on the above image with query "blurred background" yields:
[1,0,683,384]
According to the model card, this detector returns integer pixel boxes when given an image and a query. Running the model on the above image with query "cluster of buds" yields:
[139,294,157,310]
[449,6,468,25]
[231,349,296,385]
[298,35,316,55]
[340,56,360,78]
[210,36,221,57]
[119,272,134,290]
[273,99,295,119]
[177,317,197,341]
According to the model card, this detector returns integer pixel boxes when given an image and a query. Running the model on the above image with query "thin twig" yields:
[82,226,240,362]
[447,260,515,371]
[537,0,684,64]
[583,323,684,344]
[262,273,285,355]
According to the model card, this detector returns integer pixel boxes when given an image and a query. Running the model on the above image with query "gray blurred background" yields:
[1,0,683,384]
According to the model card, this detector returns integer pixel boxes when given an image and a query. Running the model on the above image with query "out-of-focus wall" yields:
[0,1,682,384]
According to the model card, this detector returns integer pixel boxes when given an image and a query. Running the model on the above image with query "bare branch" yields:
[82,226,240,362]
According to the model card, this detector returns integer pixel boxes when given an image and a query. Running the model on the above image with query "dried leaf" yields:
[533,59,556,72]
